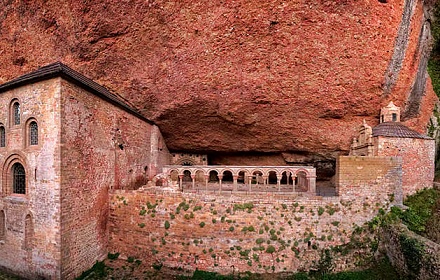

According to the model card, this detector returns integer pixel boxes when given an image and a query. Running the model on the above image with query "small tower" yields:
[380,101,400,123]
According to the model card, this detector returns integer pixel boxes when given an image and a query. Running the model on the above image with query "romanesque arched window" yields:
[0,126,5,147]
[24,214,33,250]
[29,121,38,145]
[0,210,5,241]
[13,102,20,125]
[12,163,26,194]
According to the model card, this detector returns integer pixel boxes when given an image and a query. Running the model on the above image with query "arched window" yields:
[12,163,26,194]
[13,102,20,125]
[29,121,38,145]
[24,214,33,250]
[0,126,5,147]
[0,210,5,241]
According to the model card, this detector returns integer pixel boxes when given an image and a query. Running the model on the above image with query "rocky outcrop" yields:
[0,0,438,171]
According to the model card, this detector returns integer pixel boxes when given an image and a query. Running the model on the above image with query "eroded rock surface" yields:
[0,0,438,168]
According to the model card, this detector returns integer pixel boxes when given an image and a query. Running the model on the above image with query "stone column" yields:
[205,175,209,192]
[248,176,252,192]
[292,175,296,192]
[233,175,238,191]
[277,174,281,192]
[218,175,223,192]
[191,175,196,189]
[179,175,184,191]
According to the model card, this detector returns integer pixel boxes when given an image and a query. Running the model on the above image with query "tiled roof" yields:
[0,62,153,124]
[372,122,432,139]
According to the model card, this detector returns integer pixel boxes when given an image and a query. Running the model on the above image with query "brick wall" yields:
[336,156,402,203]
[374,137,435,197]
[0,79,62,279]
[59,80,170,279]
[108,187,394,275]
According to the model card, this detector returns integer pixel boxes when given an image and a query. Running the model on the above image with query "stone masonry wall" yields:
[59,80,170,279]
[0,79,62,279]
[374,137,435,197]
[107,156,402,275]
[336,156,402,203]
[108,185,396,275]
[381,224,440,280]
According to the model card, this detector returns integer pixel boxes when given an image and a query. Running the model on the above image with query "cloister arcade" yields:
[161,165,316,194]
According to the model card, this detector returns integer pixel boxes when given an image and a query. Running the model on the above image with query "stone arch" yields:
[294,168,310,177]
[9,98,21,127]
[182,169,192,182]
[175,156,196,166]
[195,169,205,184]
[267,170,278,185]
[169,169,179,182]
[251,169,264,184]
[208,170,219,182]
[2,153,28,196]
[0,123,5,148]
[221,170,233,182]
[24,117,39,147]
[280,171,294,185]
[295,170,308,192]
[237,170,248,184]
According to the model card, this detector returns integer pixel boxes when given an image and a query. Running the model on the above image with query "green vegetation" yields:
[152,262,163,271]
[73,189,439,280]
[146,201,157,209]
[400,188,440,234]
[233,203,254,212]
[429,1,440,96]
[399,234,425,278]
[379,188,440,237]
[193,205,203,211]
[139,207,147,216]
[174,257,399,279]
[107,252,119,260]
[76,261,108,280]
[265,245,276,254]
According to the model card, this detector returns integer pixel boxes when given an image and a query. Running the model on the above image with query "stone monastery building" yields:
[0,63,435,279]
[349,101,434,198]
[0,63,170,279]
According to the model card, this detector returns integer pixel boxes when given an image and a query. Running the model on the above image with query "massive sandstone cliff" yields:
[0,0,438,178]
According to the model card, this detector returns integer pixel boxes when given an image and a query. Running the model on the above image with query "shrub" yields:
[265,245,276,254]
[256,238,265,244]
[152,262,163,271]
[107,252,120,260]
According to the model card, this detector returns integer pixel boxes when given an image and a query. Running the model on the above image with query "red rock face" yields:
[0,1,437,164]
